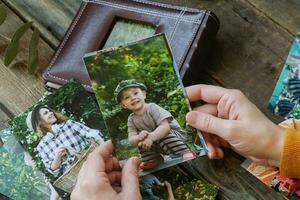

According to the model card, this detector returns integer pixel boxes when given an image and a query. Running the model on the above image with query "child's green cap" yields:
[114,79,147,103]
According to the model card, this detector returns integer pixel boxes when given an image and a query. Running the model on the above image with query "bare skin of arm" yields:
[139,119,170,150]
[147,119,170,142]
[128,132,141,147]
[51,147,66,171]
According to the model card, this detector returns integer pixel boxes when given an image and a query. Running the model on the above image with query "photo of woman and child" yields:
[26,105,105,177]
[114,79,196,170]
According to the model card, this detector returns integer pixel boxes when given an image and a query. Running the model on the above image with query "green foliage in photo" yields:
[0,129,50,200]
[9,80,109,182]
[85,35,199,159]
[151,167,219,200]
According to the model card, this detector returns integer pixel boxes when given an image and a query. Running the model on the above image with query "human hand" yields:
[138,130,149,141]
[71,140,141,200]
[54,147,67,160]
[185,84,284,166]
[162,181,174,200]
[138,138,153,150]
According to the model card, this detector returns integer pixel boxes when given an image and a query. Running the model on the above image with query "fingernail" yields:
[186,111,198,124]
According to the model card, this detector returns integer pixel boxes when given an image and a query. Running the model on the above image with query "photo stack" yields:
[1,34,218,199]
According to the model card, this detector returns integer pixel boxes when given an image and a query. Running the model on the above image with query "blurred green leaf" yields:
[28,28,39,74]
[4,21,33,66]
[171,104,179,111]
[0,4,7,26]
[4,41,19,66]
[11,21,32,42]
[167,89,178,98]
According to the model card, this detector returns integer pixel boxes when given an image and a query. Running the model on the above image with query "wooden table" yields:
[1,0,300,199]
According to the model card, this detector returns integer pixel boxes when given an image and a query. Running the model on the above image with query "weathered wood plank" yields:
[0,4,50,116]
[3,0,81,47]
[246,0,300,36]
[190,152,284,200]
[0,110,9,130]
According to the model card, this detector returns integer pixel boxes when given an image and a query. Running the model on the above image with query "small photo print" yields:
[242,118,300,199]
[84,34,204,174]
[269,33,300,118]
[8,80,109,195]
[0,128,53,200]
[241,159,279,186]
[140,170,219,200]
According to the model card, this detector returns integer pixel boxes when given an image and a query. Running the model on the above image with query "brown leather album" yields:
[43,0,220,92]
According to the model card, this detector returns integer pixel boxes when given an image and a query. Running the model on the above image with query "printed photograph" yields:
[269,33,300,118]
[8,80,109,195]
[242,159,300,199]
[84,34,204,174]
[0,128,55,200]
[139,168,219,200]
[242,118,300,199]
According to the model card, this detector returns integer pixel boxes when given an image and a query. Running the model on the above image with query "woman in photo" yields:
[27,105,104,177]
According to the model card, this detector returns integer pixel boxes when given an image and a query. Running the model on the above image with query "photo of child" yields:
[9,80,109,195]
[84,34,204,174]
[115,79,195,170]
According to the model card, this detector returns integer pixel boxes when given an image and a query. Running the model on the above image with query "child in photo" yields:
[114,79,195,170]
[27,105,105,177]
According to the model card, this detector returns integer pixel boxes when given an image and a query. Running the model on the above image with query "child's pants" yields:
[139,129,189,162]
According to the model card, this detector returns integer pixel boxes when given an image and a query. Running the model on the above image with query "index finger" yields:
[185,84,228,104]
[85,140,114,173]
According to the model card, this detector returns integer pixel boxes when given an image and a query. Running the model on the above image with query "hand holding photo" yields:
[84,34,205,174]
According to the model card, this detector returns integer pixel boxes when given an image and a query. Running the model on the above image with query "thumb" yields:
[186,111,233,140]
[120,157,141,200]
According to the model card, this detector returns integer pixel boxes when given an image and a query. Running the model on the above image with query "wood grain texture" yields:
[188,152,284,200]
[0,4,49,117]
[3,0,81,47]
[1,0,296,199]
[0,110,9,130]
[246,0,300,36]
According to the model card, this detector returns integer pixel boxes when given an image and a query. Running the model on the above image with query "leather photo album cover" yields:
[43,0,220,92]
